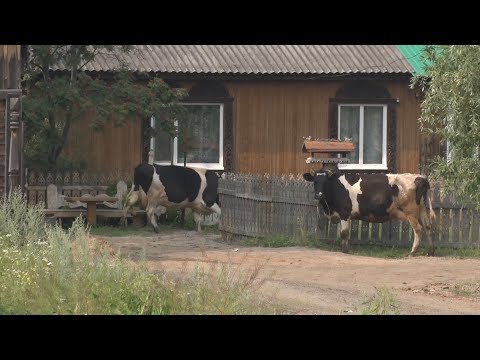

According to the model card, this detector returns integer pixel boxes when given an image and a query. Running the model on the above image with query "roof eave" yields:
[50,69,413,81]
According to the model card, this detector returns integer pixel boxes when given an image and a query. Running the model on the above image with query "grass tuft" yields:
[361,286,400,315]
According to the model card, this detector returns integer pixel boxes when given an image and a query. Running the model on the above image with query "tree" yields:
[22,45,187,170]
[412,45,480,208]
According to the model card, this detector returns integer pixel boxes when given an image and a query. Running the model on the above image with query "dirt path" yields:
[96,230,480,315]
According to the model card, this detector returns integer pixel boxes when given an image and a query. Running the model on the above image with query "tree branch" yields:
[78,48,100,71]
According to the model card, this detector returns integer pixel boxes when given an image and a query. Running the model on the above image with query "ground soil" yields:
[95,230,480,315]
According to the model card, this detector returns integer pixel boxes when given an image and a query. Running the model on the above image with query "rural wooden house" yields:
[48,45,438,177]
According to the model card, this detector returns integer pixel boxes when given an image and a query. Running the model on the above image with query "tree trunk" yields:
[46,114,72,168]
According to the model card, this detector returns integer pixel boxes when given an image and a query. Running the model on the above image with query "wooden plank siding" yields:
[387,81,423,174]
[62,79,424,176]
[0,45,21,90]
[227,80,423,175]
[62,115,141,174]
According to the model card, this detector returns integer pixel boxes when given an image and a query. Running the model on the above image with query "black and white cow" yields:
[124,163,221,232]
[303,166,436,256]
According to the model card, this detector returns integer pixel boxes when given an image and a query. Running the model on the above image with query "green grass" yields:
[0,190,270,315]
[452,282,480,298]
[361,286,400,315]
[88,207,220,237]
[244,230,480,259]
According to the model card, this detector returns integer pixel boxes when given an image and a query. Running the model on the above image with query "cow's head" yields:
[303,168,335,200]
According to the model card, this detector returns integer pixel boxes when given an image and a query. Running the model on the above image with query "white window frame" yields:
[337,104,388,170]
[150,102,224,170]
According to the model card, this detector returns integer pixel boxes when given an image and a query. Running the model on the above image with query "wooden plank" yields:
[306,157,350,164]
[449,209,461,245]
[379,222,389,245]
[459,208,472,244]
[327,220,338,243]
[317,216,329,241]
[471,212,480,244]
[400,222,412,247]
[302,139,354,154]
[439,208,451,245]
[370,223,380,245]
[360,220,370,244]
[63,117,140,175]
[64,195,118,203]
[43,209,135,218]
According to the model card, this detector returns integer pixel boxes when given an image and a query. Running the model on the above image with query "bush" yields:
[0,190,269,314]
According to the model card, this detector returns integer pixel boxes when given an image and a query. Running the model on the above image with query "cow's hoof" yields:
[407,252,416,258]
[427,249,435,257]
[341,246,349,254]
[153,227,160,234]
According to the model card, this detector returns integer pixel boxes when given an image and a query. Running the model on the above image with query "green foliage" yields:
[452,281,480,298]
[0,191,45,247]
[361,286,400,315]
[22,45,187,170]
[245,235,296,247]
[412,45,480,208]
[245,230,480,259]
[0,189,270,314]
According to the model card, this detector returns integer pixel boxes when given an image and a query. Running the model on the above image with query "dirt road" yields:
[97,230,480,315]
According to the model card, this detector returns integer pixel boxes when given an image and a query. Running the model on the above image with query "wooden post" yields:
[2,90,23,196]
[87,202,97,226]
[180,150,187,227]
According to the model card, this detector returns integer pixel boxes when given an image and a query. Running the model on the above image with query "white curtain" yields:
[177,104,220,164]
[363,106,383,164]
[339,106,360,163]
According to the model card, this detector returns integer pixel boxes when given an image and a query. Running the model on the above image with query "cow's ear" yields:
[303,172,314,182]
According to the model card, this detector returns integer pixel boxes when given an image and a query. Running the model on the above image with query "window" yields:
[337,104,387,170]
[151,103,224,170]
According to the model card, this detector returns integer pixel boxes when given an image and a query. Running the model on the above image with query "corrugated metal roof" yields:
[396,45,428,75]
[51,45,413,75]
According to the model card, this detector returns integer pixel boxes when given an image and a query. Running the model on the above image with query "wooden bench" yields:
[43,208,145,219]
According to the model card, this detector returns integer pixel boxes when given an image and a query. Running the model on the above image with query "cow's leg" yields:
[193,211,202,232]
[340,219,350,253]
[420,205,435,256]
[390,208,409,224]
[408,216,423,256]
[121,186,138,227]
[194,202,221,232]
[146,205,160,233]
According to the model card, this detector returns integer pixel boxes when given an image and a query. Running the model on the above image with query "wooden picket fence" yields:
[25,169,132,207]
[218,173,480,249]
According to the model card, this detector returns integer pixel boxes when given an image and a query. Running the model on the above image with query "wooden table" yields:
[64,195,118,226]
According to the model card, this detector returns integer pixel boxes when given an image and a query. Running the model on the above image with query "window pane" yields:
[339,106,360,163]
[363,106,383,164]
[154,130,172,162]
[177,104,220,164]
